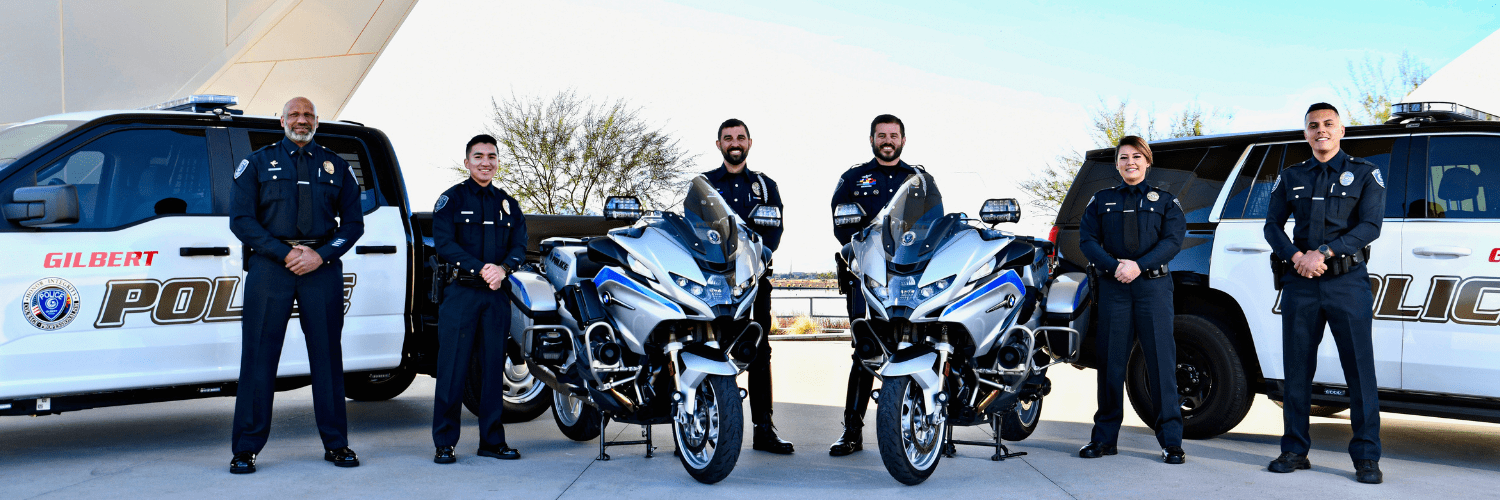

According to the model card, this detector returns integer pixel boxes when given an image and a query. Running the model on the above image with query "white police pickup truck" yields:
[0,95,616,419]
[1049,101,1500,438]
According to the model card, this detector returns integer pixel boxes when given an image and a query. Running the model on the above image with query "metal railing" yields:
[770,294,849,333]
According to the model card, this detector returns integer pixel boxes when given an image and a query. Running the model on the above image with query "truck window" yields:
[1420,135,1500,219]
[31,128,213,228]
[1219,145,1270,219]
[248,131,384,212]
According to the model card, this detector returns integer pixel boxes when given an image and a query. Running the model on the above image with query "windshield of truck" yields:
[0,121,82,171]
[878,172,945,265]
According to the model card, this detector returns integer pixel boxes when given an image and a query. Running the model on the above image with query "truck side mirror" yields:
[750,205,782,227]
[603,196,642,221]
[980,198,1020,224]
[833,203,865,228]
[4,184,80,227]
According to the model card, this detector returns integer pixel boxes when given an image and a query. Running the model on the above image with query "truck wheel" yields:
[461,355,553,423]
[1126,314,1253,440]
[552,389,603,441]
[1000,396,1043,442]
[343,365,417,401]
[1274,401,1349,417]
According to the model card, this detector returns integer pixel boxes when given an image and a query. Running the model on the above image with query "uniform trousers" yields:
[232,253,348,454]
[1091,275,1183,448]
[433,283,511,448]
[1278,265,1380,460]
[749,276,776,426]
[840,287,874,428]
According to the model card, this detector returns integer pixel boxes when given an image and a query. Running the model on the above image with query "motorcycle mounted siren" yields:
[833,203,866,228]
[604,196,643,221]
[980,198,1021,224]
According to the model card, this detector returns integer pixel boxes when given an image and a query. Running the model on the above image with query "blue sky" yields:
[344,0,1500,272]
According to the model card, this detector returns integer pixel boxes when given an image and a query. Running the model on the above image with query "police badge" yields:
[1340,171,1354,186]
[1147,191,1159,202]
[324,161,335,175]
[751,182,762,197]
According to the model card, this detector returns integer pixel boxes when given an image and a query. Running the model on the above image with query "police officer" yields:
[228,97,364,474]
[430,134,527,464]
[1077,135,1186,464]
[827,114,926,456]
[1263,103,1384,484]
[702,119,792,454]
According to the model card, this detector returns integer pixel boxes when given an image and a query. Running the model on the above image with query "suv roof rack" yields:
[1388,101,1497,124]
[142,94,244,117]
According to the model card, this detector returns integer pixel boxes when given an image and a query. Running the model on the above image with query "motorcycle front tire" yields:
[672,374,743,484]
[876,375,944,485]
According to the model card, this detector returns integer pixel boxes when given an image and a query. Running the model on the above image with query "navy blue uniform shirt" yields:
[432,178,528,275]
[1263,150,1385,261]
[703,164,784,252]
[1079,182,1186,273]
[230,137,364,262]
[830,159,920,245]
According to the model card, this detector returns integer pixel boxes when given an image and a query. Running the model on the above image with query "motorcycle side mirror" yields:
[603,196,642,221]
[750,205,782,227]
[4,184,80,227]
[979,198,1020,224]
[833,203,865,228]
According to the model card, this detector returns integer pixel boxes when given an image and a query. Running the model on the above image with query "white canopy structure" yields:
[1402,29,1500,115]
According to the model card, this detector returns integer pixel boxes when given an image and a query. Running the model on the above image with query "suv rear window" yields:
[1056,146,1231,225]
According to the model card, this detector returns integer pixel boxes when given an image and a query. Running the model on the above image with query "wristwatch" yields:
[1317,244,1334,259]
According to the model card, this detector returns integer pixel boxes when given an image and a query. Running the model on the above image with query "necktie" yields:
[296,150,314,236]
[1309,164,1329,248]
[1122,188,1140,256]
[482,190,498,264]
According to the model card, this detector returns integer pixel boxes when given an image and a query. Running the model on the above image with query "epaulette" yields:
[1348,156,1373,166]
[909,164,926,173]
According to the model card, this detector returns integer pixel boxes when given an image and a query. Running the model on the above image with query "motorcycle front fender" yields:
[879,345,939,391]
[678,348,739,390]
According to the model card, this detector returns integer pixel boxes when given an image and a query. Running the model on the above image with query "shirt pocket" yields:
[257,167,295,203]
[1328,191,1360,221]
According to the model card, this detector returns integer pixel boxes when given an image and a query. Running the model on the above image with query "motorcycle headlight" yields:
[864,275,889,301]
[918,275,956,300]
[673,273,731,305]
[731,277,754,298]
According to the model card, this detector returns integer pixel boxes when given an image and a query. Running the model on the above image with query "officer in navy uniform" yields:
[228,97,364,474]
[827,114,926,456]
[430,134,528,464]
[1076,135,1186,464]
[1263,103,1384,484]
[702,118,792,454]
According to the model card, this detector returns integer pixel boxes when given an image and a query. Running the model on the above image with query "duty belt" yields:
[1088,262,1169,281]
[282,237,331,248]
[1271,245,1371,282]
[450,268,492,289]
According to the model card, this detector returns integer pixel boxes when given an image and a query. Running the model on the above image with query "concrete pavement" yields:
[3,340,1499,499]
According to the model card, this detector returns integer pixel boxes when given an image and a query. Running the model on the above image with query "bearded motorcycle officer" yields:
[1264,103,1385,484]
[430,134,528,464]
[827,114,929,456]
[702,119,793,454]
[228,97,364,473]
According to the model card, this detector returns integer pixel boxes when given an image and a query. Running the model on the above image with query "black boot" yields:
[828,423,863,456]
[830,358,873,457]
[753,424,795,454]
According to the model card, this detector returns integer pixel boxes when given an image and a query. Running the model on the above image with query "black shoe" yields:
[229,452,256,474]
[1354,459,1383,484]
[434,446,456,464]
[1162,446,1186,464]
[1268,452,1311,473]
[477,443,520,460]
[1078,442,1117,458]
[828,427,862,457]
[324,447,360,468]
[752,424,795,454]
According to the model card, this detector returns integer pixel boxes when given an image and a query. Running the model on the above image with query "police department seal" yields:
[234,159,248,179]
[23,277,81,331]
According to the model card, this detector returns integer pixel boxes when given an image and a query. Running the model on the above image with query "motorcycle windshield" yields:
[879,172,945,265]
[681,175,739,265]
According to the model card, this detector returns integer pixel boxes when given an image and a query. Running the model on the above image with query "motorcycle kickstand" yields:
[942,422,958,458]
[597,417,611,461]
[643,424,654,458]
[989,418,1026,462]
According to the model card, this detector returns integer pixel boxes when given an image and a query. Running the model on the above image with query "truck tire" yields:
[461,355,553,423]
[1274,401,1349,417]
[343,366,417,401]
[1126,314,1253,440]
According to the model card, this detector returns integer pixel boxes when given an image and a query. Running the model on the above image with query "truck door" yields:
[1399,134,1500,397]
[1,126,243,400]
[238,130,405,375]
[1209,136,1407,390]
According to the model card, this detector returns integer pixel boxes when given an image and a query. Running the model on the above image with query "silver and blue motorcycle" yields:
[505,174,775,484]
[834,172,1090,485]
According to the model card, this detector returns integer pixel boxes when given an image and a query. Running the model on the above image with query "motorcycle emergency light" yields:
[834,203,865,227]
[751,205,782,227]
[604,196,643,221]
[980,198,1021,224]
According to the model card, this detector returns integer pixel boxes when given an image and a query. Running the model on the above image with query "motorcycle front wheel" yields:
[877,375,944,485]
[671,374,743,484]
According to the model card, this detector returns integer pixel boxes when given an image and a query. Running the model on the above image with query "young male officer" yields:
[228,97,364,474]
[430,134,528,464]
[1263,103,1385,484]
[826,114,927,456]
[702,118,792,454]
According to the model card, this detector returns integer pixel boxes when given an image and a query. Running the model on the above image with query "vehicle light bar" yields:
[1390,102,1497,122]
[143,94,243,115]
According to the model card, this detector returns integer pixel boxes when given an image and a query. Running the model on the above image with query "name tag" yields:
[1292,186,1304,191]
[297,181,310,185]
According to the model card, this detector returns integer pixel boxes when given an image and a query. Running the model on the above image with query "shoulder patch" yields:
[234,159,248,179]
[435,195,449,211]
[835,178,844,192]
[1271,175,1281,193]
[1372,168,1385,188]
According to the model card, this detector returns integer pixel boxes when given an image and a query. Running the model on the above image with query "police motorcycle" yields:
[503,175,774,484]
[834,172,1087,485]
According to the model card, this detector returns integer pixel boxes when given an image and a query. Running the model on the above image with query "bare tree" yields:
[460,90,695,215]
[1338,51,1431,125]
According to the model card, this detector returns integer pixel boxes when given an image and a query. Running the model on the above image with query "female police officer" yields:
[1076,135,1187,464]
